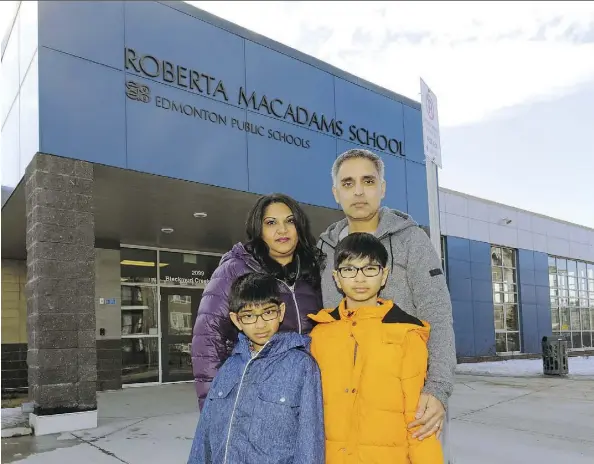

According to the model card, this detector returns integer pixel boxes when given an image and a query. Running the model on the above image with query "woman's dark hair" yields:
[244,193,324,289]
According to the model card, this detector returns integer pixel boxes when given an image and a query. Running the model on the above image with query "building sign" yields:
[159,251,220,288]
[420,78,442,168]
[124,48,404,156]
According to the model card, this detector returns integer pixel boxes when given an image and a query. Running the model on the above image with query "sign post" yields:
[420,78,443,259]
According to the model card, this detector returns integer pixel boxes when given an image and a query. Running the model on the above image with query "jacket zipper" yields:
[278,280,302,334]
[222,351,260,464]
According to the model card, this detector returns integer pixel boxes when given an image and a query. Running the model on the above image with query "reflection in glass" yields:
[494,306,504,330]
[507,333,520,352]
[168,295,193,336]
[502,248,515,268]
[504,293,517,304]
[572,332,582,349]
[583,332,592,348]
[122,338,159,384]
[557,259,567,273]
[495,333,506,353]
[560,308,570,331]
[491,245,519,354]
[167,343,193,380]
[505,305,518,331]
[492,267,503,282]
[558,275,568,288]
[551,308,560,331]
[120,248,158,284]
[503,268,516,285]
[588,264,594,280]
[581,309,591,330]
[570,308,580,330]
[491,248,502,266]
[548,256,557,274]
[559,331,572,348]
[578,262,587,279]
[121,286,158,336]
[549,274,558,288]
[567,259,577,277]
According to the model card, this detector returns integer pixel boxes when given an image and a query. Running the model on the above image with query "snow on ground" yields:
[456,356,593,377]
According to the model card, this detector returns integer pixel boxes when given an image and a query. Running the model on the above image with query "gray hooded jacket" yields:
[317,207,456,407]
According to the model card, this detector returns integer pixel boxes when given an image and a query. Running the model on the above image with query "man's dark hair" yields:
[229,273,282,313]
[334,232,388,269]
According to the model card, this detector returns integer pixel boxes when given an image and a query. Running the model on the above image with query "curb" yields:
[1,427,33,438]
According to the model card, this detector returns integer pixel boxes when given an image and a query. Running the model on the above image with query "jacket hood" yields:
[233,331,312,358]
[319,207,418,248]
[308,299,430,342]
[219,242,262,272]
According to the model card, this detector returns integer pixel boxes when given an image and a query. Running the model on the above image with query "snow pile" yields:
[456,356,593,377]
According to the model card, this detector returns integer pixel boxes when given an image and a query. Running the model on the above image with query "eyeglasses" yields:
[238,309,281,325]
[337,265,382,279]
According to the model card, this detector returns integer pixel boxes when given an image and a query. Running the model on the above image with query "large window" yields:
[491,246,520,354]
[549,256,594,349]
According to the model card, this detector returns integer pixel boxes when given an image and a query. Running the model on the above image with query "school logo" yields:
[125,81,151,103]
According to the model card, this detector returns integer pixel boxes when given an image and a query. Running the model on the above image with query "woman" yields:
[191,193,323,409]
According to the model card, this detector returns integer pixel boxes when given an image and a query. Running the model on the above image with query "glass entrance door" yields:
[160,288,202,383]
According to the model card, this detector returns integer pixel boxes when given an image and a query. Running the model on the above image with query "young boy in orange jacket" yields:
[309,232,444,463]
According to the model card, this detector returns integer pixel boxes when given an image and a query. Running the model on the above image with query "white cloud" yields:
[188,1,594,127]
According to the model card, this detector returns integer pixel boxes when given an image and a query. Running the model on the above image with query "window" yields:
[440,235,447,282]
[549,257,593,349]
[491,246,520,354]
[120,246,222,385]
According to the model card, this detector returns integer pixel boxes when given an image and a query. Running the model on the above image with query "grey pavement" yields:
[2,375,594,463]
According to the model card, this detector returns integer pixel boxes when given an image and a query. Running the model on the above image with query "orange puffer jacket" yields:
[309,298,444,464]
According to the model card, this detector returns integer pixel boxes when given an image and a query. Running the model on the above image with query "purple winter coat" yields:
[191,242,322,409]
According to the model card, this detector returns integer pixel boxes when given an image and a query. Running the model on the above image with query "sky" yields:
[1,1,593,227]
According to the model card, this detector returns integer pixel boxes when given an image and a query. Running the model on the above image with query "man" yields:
[318,148,456,458]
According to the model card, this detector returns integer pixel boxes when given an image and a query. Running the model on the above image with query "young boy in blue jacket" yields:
[188,272,325,464]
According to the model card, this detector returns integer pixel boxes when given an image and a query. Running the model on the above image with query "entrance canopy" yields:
[2,160,345,259]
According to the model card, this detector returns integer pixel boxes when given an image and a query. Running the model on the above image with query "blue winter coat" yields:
[191,242,322,410]
[188,331,325,464]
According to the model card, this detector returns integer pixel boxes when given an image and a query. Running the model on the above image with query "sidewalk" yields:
[2,374,594,463]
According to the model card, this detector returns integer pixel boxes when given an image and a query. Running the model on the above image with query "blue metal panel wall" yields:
[518,249,552,353]
[446,236,496,358]
[31,1,429,224]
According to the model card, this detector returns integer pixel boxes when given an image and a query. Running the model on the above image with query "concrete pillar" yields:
[25,154,98,435]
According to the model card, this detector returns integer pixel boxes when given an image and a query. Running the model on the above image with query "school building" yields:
[1,1,593,434]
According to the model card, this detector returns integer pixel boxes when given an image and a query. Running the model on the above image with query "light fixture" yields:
[499,218,513,225]
[193,212,208,218]
[120,260,169,268]
[161,227,174,234]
